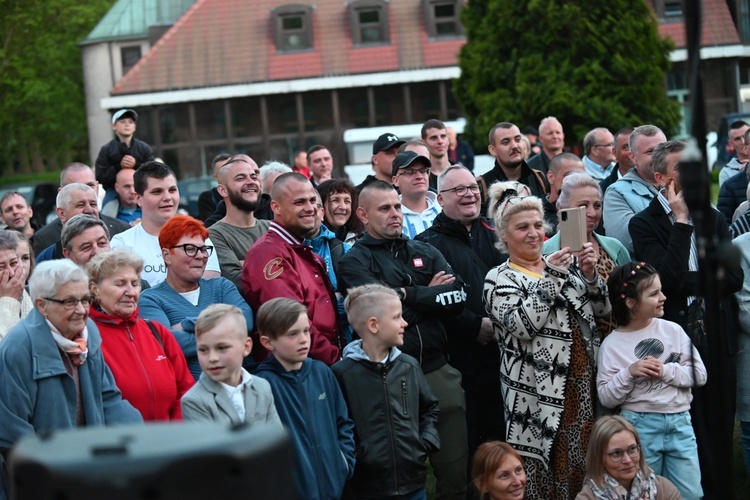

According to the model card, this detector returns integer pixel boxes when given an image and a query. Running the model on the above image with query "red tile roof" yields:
[111,0,743,96]
[654,0,740,48]
[111,0,466,95]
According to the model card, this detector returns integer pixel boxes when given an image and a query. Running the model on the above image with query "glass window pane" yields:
[434,4,456,18]
[338,88,370,128]
[409,82,441,121]
[159,105,191,145]
[436,21,457,35]
[231,97,261,139]
[361,27,383,43]
[359,10,379,24]
[282,16,303,30]
[302,91,333,132]
[193,100,226,140]
[267,94,299,134]
[373,85,403,126]
[133,107,155,145]
[284,34,306,50]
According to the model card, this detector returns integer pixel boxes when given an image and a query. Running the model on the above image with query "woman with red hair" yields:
[138,215,254,380]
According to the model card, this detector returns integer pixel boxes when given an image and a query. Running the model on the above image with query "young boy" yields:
[332,284,440,499]
[255,298,355,500]
[180,304,281,427]
[95,108,154,207]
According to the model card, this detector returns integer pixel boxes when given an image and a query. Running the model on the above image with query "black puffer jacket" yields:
[332,344,439,497]
[416,213,506,374]
[95,137,154,190]
[338,234,466,373]
[717,169,749,224]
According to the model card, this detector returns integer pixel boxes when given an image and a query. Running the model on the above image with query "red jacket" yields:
[242,222,343,365]
[89,307,194,421]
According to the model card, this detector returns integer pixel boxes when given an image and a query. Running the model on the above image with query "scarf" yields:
[47,319,89,366]
[587,470,658,499]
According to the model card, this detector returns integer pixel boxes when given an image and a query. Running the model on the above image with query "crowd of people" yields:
[0,108,748,500]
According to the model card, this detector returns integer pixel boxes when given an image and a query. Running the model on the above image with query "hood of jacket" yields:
[342,339,401,363]
[305,223,337,246]
[256,353,312,378]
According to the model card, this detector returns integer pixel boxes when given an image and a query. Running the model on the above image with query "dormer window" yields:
[656,0,683,22]
[425,0,463,39]
[350,0,389,46]
[273,5,313,52]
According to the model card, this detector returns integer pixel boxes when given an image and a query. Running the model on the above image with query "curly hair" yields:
[316,179,364,235]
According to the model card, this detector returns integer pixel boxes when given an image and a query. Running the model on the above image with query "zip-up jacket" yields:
[95,136,154,190]
[338,234,466,373]
[416,214,506,374]
[255,356,355,500]
[332,342,439,497]
[89,307,194,421]
[243,222,344,365]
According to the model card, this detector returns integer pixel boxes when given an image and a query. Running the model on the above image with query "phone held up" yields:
[559,206,586,252]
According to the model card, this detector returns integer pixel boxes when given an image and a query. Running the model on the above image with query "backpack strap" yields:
[144,319,164,350]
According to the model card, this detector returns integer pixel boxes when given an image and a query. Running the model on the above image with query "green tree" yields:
[454,0,681,149]
[0,0,114,175]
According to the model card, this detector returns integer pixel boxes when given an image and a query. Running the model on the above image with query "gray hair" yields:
[488,183,545,253]
[651,140,686,176]
[86,249,143,284]
[0,229,19,251]
[557,172,602,210]
[56,183,95,210]
[29,259,88,301]
[583,128,609,156]
[61,214,110,251]
[436,165,473,192]
[628,125,663,155]
[260,161,293,185]
[539,116,561,133]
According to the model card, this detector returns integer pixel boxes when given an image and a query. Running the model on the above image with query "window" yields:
[350,1,389,45]
[656,0,683,22]
[425,0,463,39]
[273,5,313,52]
[121,46,142,75]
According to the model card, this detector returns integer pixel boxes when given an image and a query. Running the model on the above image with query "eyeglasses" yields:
[396,168,430,178]
[170,244,214,257]
[44,295,93,310]
[606,444,640,462]
[439,184,480,197]
[593,143,615,149]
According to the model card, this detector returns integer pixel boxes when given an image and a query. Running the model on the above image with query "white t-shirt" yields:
[111,223,220,287]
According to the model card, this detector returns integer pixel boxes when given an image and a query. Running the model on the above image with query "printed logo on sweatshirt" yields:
[155,355,167,361]
[263,257,284,280]
[413,258,424,268]
[318,392,327,400]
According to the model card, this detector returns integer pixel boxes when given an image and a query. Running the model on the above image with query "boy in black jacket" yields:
[333,284,439,499]
[95,109,154,207]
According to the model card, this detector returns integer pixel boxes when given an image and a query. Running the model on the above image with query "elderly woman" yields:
[0,260,142,452]
[316,179,364,245]
[0,230,33,339]
[577,416,681,499]
[87,250,193,421]
[139,215,254,380]
[483,189,610,499]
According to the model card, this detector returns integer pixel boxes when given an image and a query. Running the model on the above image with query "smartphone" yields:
[559,206,587,252]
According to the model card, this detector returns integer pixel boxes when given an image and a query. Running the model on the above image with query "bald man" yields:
[242,173,343,366]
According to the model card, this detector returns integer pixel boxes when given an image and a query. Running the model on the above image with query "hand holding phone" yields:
[559,206,587,252]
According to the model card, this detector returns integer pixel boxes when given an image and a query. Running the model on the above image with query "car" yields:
[712,112,750,170]
[0,181,58,229]
[177,177,216,218]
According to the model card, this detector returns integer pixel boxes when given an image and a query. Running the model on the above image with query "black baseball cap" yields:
[372,133,405,155]
[391,151,431,177]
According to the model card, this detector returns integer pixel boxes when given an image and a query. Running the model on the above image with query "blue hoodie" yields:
[255,355,355,500]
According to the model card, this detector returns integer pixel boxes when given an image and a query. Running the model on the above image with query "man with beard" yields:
[242,173,343,365]
[208,154,270,294]
[478,122,548,216]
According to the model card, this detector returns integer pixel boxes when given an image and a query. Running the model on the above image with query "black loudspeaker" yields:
[9,422,296,500]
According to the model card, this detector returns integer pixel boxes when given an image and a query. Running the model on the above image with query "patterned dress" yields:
[483,259,610,499]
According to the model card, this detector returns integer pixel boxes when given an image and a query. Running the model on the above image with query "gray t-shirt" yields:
[208,219,270,293]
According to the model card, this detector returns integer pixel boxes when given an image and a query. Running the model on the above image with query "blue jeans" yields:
[741,420,750,479]
[620,410,703,500]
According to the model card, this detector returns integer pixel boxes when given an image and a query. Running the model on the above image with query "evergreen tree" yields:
[454,0,681,148]
[0,0,114,175]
